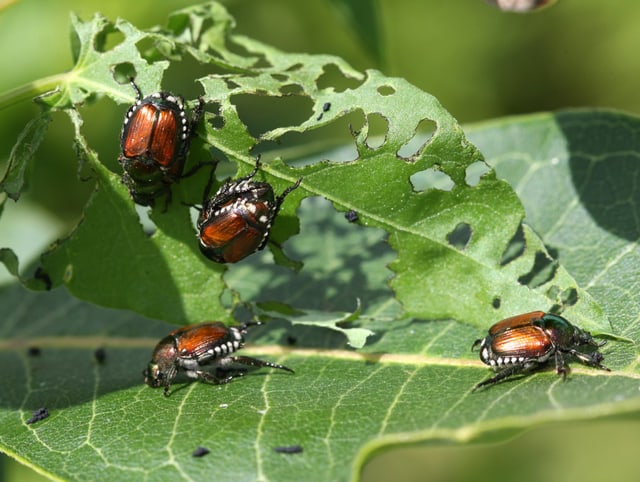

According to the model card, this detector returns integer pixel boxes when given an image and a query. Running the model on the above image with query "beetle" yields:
[119,79,204,207]
[472,311,610,389]
[143,321,293,396]
[197,159,302,263]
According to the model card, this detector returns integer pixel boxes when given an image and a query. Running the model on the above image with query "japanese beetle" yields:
[143,322,293,396]
[472,311,610,389]
[119,79,204,206]
[197,159,302,263]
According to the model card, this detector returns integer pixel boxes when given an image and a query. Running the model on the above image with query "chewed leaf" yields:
[258,299,374,348]
[2,6,609,332]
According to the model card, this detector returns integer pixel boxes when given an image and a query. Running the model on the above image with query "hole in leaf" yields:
[112,62,136,85]
[446,222,472,250]
[286,63,303,72]
[316,63,363,92]
[466,161,491,187]
[517,251,558,288]
[492,297,501,309]
[205,101,224,130]
[255,110,364,165]
[365,113,388,149]
[547,285,560,301]
[232,93,313,138]
[561,287,578,307]
[397,119,436,159]
[280,84,304,95]
[272,73,288,82]
[410,168,454,192]
[500,224,525,266]
[377,85,395,96]
[249,53,272,69]
[94,24,124,53]
[135,37,172,63]
[225,79,241,90]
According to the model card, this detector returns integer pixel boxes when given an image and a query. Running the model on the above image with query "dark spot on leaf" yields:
[28,346,41,357]
[517,251,558,288]
[500,224,525,266]
[94,347,106,364]
[465,161,491,187]
[447,222,472,250]
[345,210,359,223]
[492,297,501,309]
[274,445,303,454]
[397,119,436,159]
[410,168,454,192]
[316,63,363,92]
[377,85,395,96]
[26,408,49,425]
[316,102,333,121]
[287,336,297,346]
[192,446,210,458]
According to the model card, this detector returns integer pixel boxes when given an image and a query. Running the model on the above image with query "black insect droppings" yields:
[27,346,41,357]
[192,446,210,458]
[274,445,303,454]
[345,210,359,223]
[94,347,107,364]
[26,407,49,424]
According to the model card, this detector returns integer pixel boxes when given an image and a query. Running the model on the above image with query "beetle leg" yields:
[190,369,247,386]
[554,350,568,379]
[274,178,302,215]
[567,349,611,371]
[473,364,524,390]
[188,96,205,138]
[183,159,218,181]
[228,355,294,374]
[474,360,541,390]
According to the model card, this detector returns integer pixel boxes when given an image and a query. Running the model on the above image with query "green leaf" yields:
[0,112,51,200]
[3,4,638,478]
[37,110,228,324]
[0,193,637,481]
[467,109,640,345]
[258,298,374,348]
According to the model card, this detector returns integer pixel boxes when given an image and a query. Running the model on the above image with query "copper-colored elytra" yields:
[148,109,179,167]
[488,310,545,335]
[169,323,231,356]
[222,230,263,263]
[201,216,248,244]
[122,105,157,157]
[492,325,548,357]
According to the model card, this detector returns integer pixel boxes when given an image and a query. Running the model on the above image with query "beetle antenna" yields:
[239,321,263,332]
[129,77,143,101]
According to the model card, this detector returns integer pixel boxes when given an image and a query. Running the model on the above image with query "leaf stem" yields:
[0,73,70,111]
